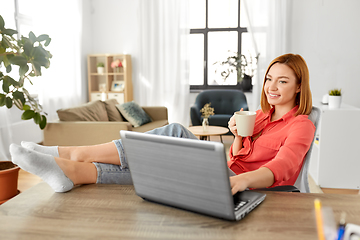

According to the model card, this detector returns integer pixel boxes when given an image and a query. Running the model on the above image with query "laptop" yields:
[120,130,266,221]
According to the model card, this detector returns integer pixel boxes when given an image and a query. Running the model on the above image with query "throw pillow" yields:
[103,99,124,121]
[116,101,152,127]
[57,100,109,121]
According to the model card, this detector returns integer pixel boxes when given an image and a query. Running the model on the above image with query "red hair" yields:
[260,53,312,116]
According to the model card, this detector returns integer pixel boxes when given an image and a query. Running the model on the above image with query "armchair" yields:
[190,90,249,130]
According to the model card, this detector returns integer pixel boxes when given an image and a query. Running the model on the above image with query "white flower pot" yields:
[328,95,341,109]
[97,67,104,74]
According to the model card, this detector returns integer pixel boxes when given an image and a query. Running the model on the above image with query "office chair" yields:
[257,106,321,193]
[190,90,249,131]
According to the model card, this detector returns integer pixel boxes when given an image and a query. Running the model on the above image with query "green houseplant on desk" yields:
[0,15,52,204]
[328,88,342,109]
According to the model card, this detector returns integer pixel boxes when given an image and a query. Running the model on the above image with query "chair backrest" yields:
[293,106,321,193]
[195,90,249,115]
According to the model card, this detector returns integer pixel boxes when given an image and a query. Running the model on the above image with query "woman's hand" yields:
[229,108,244,155]
[230,174,250,195]
[228,108,243,136]
[229,167,275,195]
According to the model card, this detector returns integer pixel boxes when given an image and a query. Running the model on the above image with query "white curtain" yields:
[0,109,13,160]
[30,0,85,120]
[0,0,85,160]
[138,0,190,126]
[243,0,291,109]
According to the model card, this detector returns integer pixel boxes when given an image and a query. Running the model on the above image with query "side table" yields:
[187,126,229,142]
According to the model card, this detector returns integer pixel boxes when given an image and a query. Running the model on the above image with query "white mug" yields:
[234,111,257,137]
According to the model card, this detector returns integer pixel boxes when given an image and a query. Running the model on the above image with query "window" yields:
[189,0,252,91]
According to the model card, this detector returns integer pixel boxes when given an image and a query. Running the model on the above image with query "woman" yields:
[10,53,315,194]
[228,53,315,194]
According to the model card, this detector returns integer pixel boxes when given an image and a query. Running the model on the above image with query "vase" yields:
[240,74,252,91]
[328,95,342,109]
[202,117,209,132]
[0,161,20,204]
[97,67,104,74]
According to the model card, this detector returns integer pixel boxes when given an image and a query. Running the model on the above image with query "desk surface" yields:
[188,126,229,136]
[1,182,360,240]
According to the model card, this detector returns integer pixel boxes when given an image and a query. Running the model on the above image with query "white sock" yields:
[10,144,74,193]
[21,141,59,158]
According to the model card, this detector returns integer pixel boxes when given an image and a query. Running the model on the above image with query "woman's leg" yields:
[21,123,198,165]
[21,141,121,165]
[15,123,198,189]
[10,143,131,192]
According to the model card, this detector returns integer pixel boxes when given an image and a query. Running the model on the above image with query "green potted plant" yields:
[328,88,342,109]
[97,62,105,74]
[214,51,259,91]
[0,15,52,204]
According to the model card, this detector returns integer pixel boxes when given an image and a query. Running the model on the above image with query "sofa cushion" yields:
[57,100,109,121]
[116,101,152,127]
[103,99,124,121]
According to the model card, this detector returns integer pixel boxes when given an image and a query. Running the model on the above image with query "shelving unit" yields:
[309,99,360,189]
[87,54,133,104]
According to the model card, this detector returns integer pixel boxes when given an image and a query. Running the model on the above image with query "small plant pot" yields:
[328,95,342,109]
[0,161,20,204]
[97,67,105,74]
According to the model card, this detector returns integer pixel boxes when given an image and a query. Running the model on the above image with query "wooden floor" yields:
[17,135,359,195]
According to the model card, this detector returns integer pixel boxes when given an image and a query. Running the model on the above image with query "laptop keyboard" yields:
[234,200,249,211]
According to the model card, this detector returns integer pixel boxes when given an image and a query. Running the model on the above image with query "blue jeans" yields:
[93,123,199,184]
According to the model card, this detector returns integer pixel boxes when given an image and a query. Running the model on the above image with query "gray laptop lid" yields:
[120,130,265,221]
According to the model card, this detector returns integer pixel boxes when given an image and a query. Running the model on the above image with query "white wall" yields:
[289,0,360,107]
[82,0,141,101]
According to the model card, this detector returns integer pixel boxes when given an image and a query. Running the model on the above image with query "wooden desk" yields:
[1,182,360,239]
[188,126,229,142]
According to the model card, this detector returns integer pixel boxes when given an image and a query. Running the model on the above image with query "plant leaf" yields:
[5,96,13,108]
[37,34,49,42]
[9,56,27,66]
[2,28,18,36]
[1,35,12,48]
[29,31,37,43]
[6,65,11,73]
[0,94,6,106]
[2,79,9,93]
[12,90,25,105]
[22,38,33,56]
[44,37,51,47]
[19,64,29,77]
[0,15,4,30]
[21,110,35,120]
[32,61,42,76]
[33,112,41,124]
[23,104,30,110]
[4,75,19,87]
[39,115,47,129]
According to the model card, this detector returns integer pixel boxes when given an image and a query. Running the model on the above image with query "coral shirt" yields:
[227,106,315,187]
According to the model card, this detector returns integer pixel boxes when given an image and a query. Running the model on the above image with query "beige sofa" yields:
[43,100,168,146]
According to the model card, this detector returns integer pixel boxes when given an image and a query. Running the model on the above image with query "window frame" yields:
[189,0,248,91]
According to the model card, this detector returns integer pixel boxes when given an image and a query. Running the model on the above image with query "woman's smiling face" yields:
[264,63,301,109]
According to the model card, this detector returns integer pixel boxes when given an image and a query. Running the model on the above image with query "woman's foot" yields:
[10,144,74,193]
[21,141,59,157]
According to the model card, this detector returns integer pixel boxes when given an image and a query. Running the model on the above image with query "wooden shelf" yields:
[87,54,133,104]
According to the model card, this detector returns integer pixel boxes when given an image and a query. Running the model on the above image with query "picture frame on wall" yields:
[111,81,125,92]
